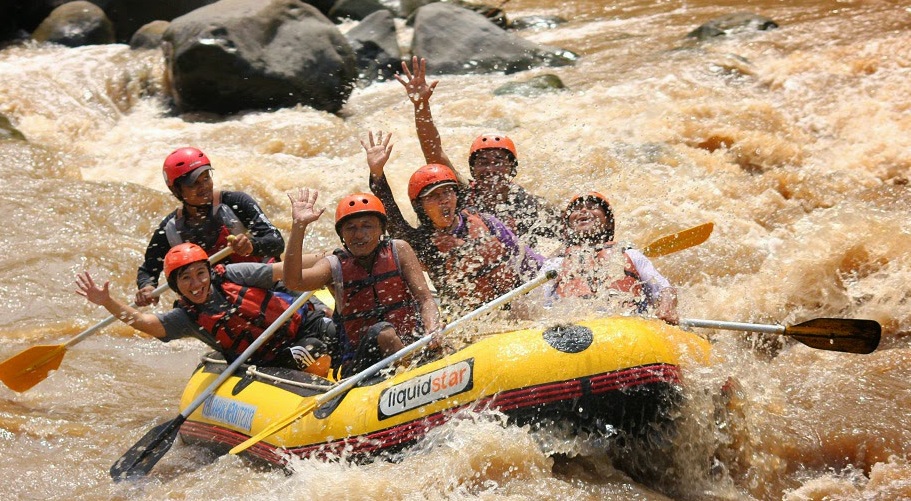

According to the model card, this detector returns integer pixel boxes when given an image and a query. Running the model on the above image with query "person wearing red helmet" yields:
[361,132,543,315]
[550,192,678,324]
[135,147,285,307]
[75,241,333,372]
[394,57,562,248]
[281,188,442,377]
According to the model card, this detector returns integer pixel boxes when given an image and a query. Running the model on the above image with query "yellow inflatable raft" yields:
[178,316,712,466]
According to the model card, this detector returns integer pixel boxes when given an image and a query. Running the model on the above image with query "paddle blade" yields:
[110,417,185,481]
[229,399,318,455]
[785,318,881,354]
[642,222,714,258]
[0,345,66,392]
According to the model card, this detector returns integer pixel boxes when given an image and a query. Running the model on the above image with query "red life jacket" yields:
[165,191,266,265]
[327,239,419,348]
[555,243,645,309]
[180,265,302,363]
[437,210,520,310]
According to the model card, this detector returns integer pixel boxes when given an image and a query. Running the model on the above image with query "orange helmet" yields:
[162,147,211,187]
[408,164,458,201]
[468,133,518,174]
[163,243,209,288]
[335,193,387,235]
[565,192,612,218]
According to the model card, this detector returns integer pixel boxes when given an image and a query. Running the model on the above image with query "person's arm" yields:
[135,214,176,306]
[394,240,441,334]
[77,272,166,338]
[625,249,678,325]
[484,214,544,278]
[367,168,423,243]
[283,188,333,292]
[396,57,451,167]
[221,191,285,259]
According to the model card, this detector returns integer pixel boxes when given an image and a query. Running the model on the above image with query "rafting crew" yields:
[395,56,562,248]
[363,132,543,316]
[281,188,443,377]
[135,147,285,306]
[77,242,331,372]
[549,192,679,324]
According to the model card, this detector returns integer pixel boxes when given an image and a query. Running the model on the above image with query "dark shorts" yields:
[343,321,397,377]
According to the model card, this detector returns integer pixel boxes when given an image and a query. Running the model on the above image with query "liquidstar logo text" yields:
[202,395,257,432]
[378,359,474,419]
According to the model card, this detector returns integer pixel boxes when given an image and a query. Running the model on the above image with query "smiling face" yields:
[567,200,614,241]
[339,214,384,257]
[177,169,214,206]
[470,149,515,191]
[175,261,212,304]
[419,185,458,230]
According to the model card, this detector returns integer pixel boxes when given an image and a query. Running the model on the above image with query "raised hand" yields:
[360,130,393,178]
[288,187,325,228]
[76,272,111,306]
[395,56,439,106]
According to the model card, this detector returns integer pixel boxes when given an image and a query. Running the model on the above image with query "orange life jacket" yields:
[180,265,302,363]
[165,191,265,265]
[437,210,521,311]
[327,239,419,349]
[555,243,645,310]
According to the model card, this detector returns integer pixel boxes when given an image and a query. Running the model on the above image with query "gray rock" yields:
[345,10,402,82]
[32,1,115,46]
[493,74,565,97]
[163,0,357,114]
[0,114,25,141]
[129,20,169,50]
[687,12,778,41]
[411,3,577,75]
[509,15,566,30]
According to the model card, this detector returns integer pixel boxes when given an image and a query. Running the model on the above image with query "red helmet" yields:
[335,193,387,235]
[408,164,458,201]
[162,147,211,188]
[163,243,209,279]
[468,133,518,169]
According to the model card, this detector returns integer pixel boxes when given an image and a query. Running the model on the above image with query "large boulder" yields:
[32,1,115,46]
[411,3,576,74]
[345,9,402,82]
[163,0,357,114]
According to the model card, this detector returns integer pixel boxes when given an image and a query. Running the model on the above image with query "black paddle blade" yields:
[110,416,185,481]
[785,318,881,354]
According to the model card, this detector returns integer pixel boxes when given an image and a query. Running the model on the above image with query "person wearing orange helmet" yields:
[281,188,442,377]
[76,241,333,372]
[362,132,543,315]
[394,56,562,247]
[135,147,285,307]
[551,192,678,324]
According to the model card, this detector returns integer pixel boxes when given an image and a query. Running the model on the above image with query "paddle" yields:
[109,289,317,481]
[0,246,235,393]
[680,317,881,354]
[641,222,714,258]
[228,269,558,456]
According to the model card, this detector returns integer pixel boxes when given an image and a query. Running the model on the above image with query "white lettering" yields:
[378,360,473,419]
